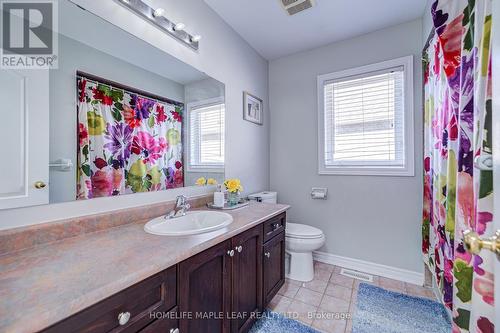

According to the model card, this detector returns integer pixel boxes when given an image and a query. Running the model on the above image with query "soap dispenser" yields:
[213,184,225,208]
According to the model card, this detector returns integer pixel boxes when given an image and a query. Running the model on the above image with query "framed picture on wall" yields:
[243,91,263,125]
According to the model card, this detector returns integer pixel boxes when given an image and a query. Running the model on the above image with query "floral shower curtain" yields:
[77,76,184,199]
[422,0,494,332]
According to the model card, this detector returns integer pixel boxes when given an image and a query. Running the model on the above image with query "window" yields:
[317,56,414,176]
[187,99,225,171]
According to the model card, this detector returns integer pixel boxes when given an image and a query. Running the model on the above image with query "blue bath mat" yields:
[249,310,319,333]
[352,283,450,333]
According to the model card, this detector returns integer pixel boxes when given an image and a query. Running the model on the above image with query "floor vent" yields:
[340,268,373,282]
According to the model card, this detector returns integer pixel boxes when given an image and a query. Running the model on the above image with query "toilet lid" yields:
[286,223,323,239]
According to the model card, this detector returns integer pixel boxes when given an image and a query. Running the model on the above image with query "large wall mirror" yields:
[0,0,225,209]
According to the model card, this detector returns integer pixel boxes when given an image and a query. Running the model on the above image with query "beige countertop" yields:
[0,202,289,333]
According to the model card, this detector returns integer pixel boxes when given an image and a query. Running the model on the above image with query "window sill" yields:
[187,166,225,173]
[318,166,414,177]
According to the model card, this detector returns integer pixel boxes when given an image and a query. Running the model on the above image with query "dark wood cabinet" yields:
[178,240,232,333]
[41,212,286,333]
[262,231,286,307]
[231,225,263,333]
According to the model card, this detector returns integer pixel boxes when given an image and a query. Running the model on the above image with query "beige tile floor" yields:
[268,261,437,333]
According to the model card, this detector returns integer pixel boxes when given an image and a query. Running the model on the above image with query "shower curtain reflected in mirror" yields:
[422,0,494,332]
[77,75,184,200]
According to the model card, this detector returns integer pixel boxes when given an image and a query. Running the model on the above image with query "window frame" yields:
[317,56,415,177]
[186,97,225,173]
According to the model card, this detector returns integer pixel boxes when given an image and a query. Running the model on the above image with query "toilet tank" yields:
[248,191,277,204]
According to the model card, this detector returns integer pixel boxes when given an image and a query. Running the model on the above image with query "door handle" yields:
[463,230,500,259]
[34,181,47,189]
[264,252,271,258]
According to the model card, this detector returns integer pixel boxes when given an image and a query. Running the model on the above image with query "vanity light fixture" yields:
[114,0,199,50]
[173,22,185,31]
[152,7,165,17]
[190,35,202,43]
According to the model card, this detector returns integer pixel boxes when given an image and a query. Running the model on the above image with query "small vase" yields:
[227,191,240,206]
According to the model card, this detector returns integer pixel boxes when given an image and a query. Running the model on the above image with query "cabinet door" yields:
[179,240,232,333]
[262,232,286,307]
[231,225,263,333]
[0,69,49,209]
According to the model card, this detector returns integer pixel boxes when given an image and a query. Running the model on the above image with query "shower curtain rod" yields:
[76,70,184,107]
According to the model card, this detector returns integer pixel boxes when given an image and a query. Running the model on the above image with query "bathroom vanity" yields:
[0,2,287,331]
[0,201,288,333]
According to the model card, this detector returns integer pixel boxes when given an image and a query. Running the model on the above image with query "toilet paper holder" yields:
[311,187,328,200]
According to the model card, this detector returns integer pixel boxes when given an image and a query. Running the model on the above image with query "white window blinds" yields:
[323,67,405,168]
[189,102,225,169]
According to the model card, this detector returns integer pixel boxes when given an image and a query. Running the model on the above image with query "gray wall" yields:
[269,19,424,272]
[422,0,434,45]
[49,35,185,204]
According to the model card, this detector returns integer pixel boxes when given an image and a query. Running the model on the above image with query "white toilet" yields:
[249,191,325,282]
[285,223,325,282]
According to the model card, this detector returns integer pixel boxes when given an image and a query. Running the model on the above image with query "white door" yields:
[0,69,49,209]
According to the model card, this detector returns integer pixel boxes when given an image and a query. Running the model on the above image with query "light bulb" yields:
[190,35,201,42]
[173,22,185,31]
[153,8,164,17]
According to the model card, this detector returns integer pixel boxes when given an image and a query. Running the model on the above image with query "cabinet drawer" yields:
[43,266,176,333]
[139,307,178,333]
[263,213,286,243]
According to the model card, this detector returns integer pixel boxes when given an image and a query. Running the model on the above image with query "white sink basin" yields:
[144,211,233,236]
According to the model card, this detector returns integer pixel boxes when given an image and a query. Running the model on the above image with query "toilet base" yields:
[285,251,314,282]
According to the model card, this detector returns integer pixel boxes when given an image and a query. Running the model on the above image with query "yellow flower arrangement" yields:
[195,177,207,186]
[224,178,243,193]
[195,177,218,186]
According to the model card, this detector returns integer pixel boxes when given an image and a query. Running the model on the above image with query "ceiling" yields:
[204,0,427,60]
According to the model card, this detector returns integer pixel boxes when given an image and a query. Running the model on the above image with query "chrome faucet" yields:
[166,195,191,219]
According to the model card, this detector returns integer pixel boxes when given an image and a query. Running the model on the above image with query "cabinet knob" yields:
[227,249,235,257]
[34,181,47,189]
[118,311,131,325]
[272,223,280,231]
[264,252,271,258]
[170,329,179,333]
[235,245,243,253]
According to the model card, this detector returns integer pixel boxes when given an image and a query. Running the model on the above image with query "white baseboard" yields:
[313,251,424,285]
